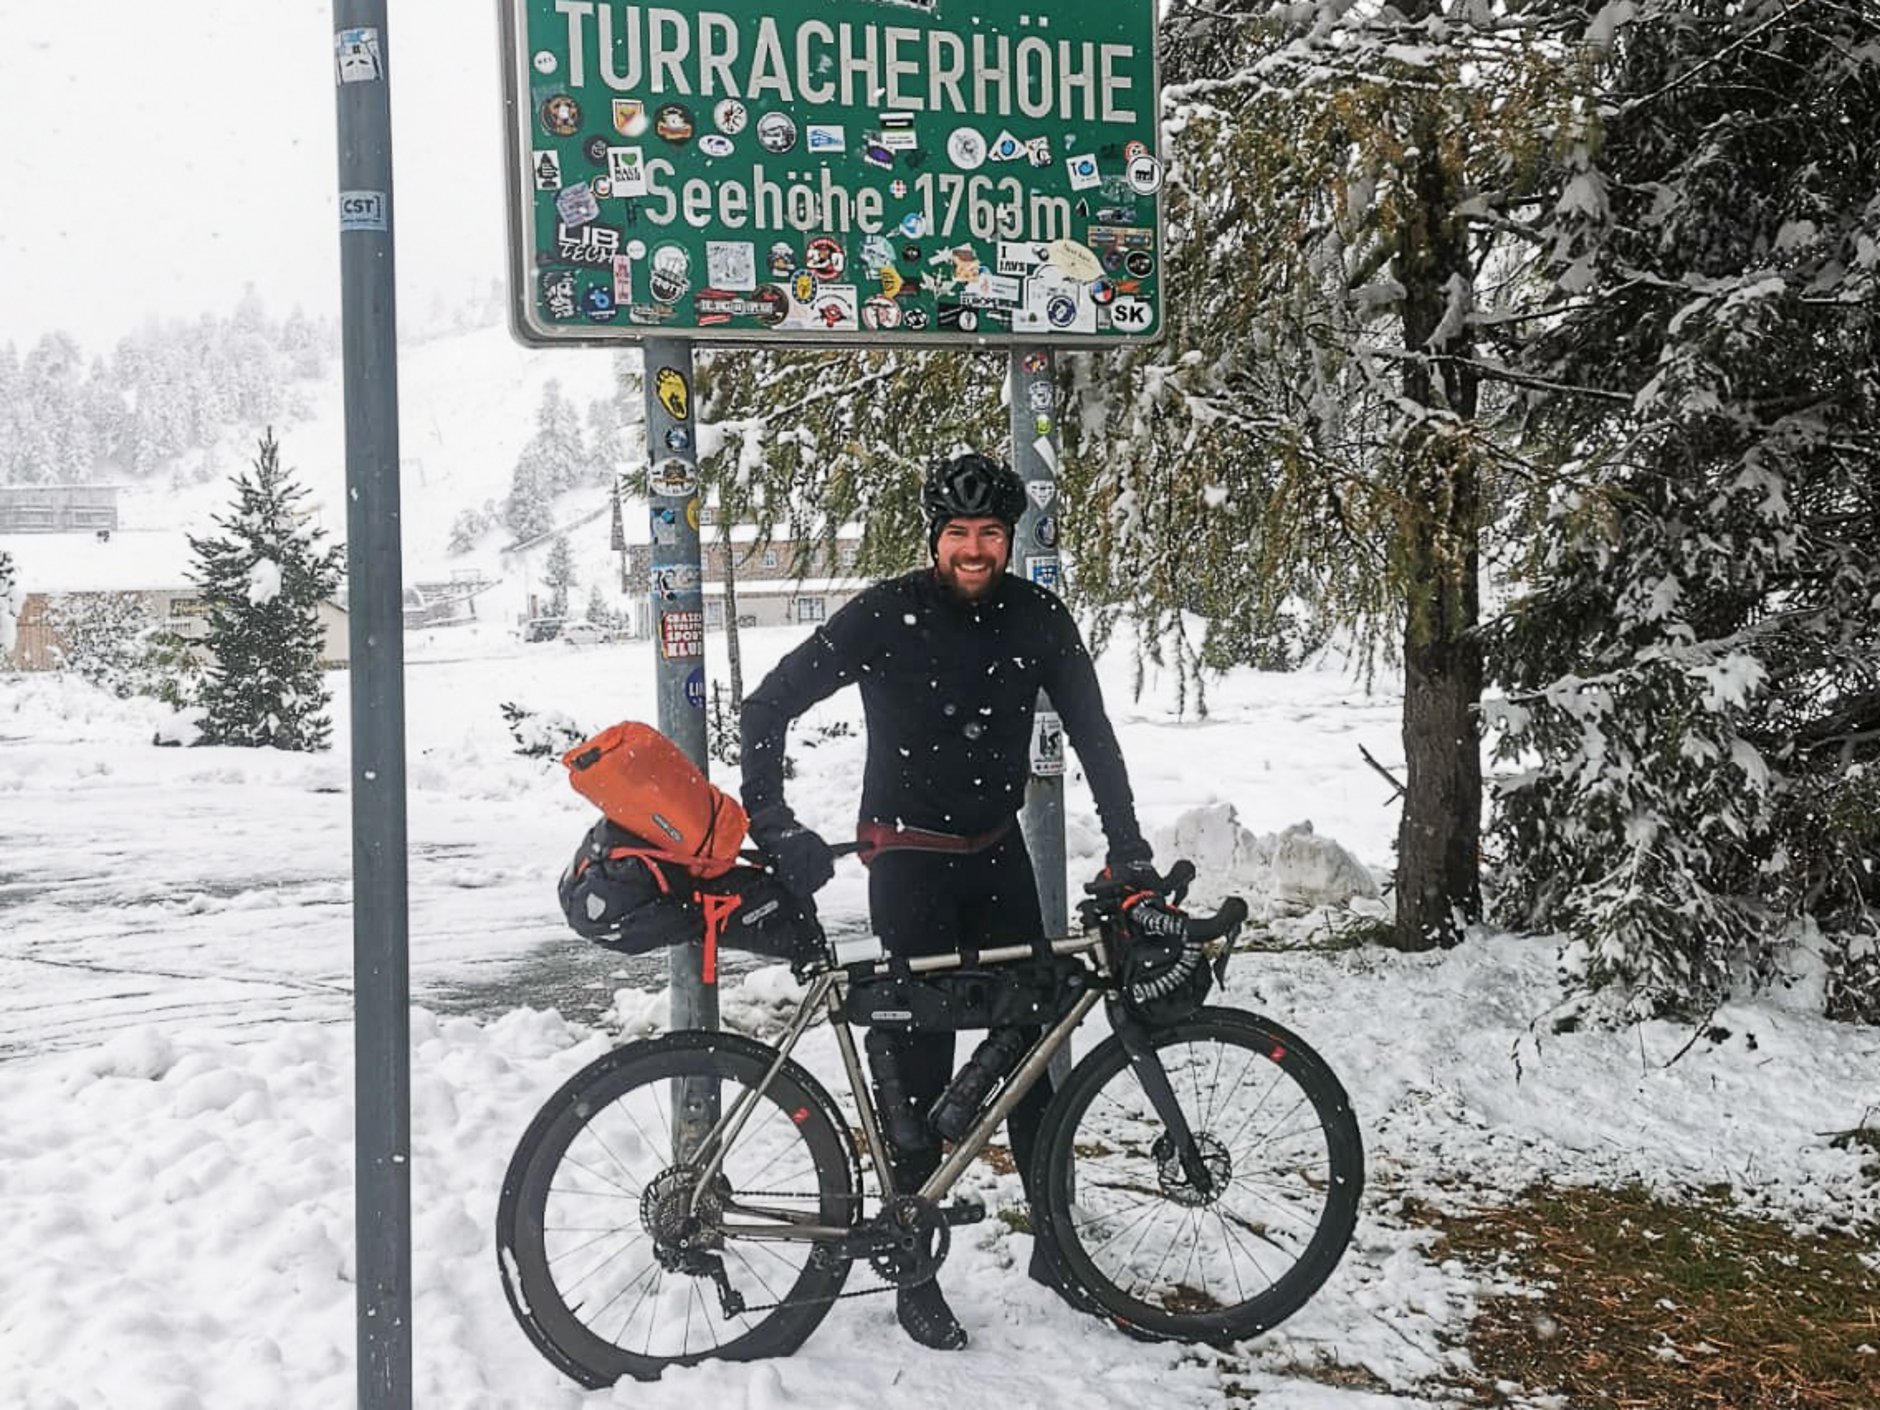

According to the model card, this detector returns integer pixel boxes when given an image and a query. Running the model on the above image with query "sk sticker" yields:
[655,367,690,421]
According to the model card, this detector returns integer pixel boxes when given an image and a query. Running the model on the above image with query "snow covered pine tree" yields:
[1485,1,1880,1021]
[187,430,344,750]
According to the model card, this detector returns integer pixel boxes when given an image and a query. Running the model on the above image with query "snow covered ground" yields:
[1,627,1874,1409]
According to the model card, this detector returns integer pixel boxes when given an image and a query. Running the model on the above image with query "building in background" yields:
[621,519,867,639]
[0,485,121,535]
[2,530,349,672]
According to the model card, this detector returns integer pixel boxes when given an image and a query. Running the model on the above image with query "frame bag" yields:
[842,956,1089,1032]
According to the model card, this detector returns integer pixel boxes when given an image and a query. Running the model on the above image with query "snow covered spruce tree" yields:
[1063,0,1600,948]
[0,548,19,662]
[543,533,575,619]
[693,348,1008,573]
[504,379,599,543]
[1485,2,1880,1020]
[187,431,344,750]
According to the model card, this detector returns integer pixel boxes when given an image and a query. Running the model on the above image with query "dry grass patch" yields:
[1419,1185,1879,1409]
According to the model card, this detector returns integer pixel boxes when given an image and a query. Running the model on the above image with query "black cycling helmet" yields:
[923,452,1027,554]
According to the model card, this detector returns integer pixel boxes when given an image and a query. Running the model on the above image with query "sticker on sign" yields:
[339,191,387,232]
[1109,297,1152,332]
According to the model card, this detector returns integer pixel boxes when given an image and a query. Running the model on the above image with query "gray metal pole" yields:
[332,10,410,1409]
[1011,349,1069,1043]
[641,339,718,1152]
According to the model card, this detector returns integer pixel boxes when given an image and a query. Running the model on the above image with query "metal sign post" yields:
[640,340,717,1153]
[1012,347,1069,1084]
[333,6,411,1408]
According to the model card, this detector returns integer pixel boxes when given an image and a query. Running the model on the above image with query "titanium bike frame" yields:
[681,931,1115,1241]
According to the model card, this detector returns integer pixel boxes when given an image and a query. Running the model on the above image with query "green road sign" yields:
[499,0,1163,347]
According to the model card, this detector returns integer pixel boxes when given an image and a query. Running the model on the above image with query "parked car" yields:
[522,617,564,643]
[558,620,611,645]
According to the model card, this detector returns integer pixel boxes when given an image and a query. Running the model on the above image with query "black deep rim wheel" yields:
[496,1031,857,1385]
[1030,1006,1363,1345]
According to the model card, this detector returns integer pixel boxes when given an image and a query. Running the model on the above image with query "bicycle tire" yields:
[496,1030,859,1385]
[1029,1006,1363,1345]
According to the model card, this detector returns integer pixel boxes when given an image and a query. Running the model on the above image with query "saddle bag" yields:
[557,819,825,976]
[561,721,747,878]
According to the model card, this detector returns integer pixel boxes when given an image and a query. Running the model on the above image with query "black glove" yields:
[1093,853,1161,898]
[748,806,835,900]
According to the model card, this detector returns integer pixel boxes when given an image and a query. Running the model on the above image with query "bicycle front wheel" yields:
[497,1030,859,1386]
[1030,1006,1363,1345]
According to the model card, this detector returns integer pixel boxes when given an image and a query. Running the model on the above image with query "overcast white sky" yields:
[1,0,511,351]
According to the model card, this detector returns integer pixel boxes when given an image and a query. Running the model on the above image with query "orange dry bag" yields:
[560,721,748,878]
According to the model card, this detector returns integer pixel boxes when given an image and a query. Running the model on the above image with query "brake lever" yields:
[1164,858,1195,907]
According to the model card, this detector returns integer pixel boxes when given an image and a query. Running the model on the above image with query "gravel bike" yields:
[496,860,1364,1385]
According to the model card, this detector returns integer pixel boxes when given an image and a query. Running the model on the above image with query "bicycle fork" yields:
[1111,1011,1218,1199]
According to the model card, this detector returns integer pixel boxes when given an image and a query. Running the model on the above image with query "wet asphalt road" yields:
[424,920,874,1026]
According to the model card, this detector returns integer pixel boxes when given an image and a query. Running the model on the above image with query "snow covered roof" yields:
[1,530,197,595]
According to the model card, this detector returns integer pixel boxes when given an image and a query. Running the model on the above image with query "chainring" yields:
[866,1195,952,1287]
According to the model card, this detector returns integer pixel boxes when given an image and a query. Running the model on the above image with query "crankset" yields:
[863,1195,953,1287]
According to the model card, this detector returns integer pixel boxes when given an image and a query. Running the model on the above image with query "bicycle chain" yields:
[702,1189,909,1315]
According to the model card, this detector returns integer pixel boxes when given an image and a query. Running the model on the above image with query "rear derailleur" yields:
[642,1164,747,1317]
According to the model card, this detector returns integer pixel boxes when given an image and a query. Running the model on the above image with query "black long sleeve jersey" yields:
[740,569,1147,858]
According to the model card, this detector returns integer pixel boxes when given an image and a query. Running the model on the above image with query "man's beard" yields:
[935,557,1004,601]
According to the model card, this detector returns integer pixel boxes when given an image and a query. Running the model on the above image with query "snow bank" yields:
[1156,803,1380,916]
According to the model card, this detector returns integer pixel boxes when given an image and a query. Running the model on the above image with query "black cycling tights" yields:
[865,827,1054,1198]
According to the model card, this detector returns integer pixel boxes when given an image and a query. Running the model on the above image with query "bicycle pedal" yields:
[940,1195,986,1227]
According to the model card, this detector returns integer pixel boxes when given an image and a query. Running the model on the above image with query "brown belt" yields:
[855,818,1013,864]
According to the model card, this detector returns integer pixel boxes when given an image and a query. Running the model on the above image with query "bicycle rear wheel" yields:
[497,1030,859,1385]
[1030,1006,1363,1345]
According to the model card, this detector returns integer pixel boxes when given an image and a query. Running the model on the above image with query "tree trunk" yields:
[1394,431,1483,948]
[1390,107,1483,950]
[721,524,744,710]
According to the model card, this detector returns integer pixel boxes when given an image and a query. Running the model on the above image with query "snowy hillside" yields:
[6,322,629,631]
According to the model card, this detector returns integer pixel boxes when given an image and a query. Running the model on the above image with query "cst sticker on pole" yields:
[1025,555,1060,591]
[1030,710,1065,777]
[339,191,388,232]
[685,666,707,710]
